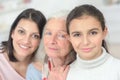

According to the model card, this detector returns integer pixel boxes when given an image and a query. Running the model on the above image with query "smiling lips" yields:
[81,48,92,52]
[19,44,30,50]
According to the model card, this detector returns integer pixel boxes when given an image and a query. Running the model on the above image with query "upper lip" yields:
[48,47,58,50]
[19,44,31,49]
[82,47,92,50]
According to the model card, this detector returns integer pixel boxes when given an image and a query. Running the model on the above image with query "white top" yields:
[0,53,25,80]
[66,48,120,80]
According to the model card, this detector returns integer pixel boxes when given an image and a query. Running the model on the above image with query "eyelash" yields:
[73,33,81,37]
[32,34,40,39]
[18,29,25,35]
[90,31,98,35]
[72,31,98,37]
[44,31,67,40]
[17,29,40,39]
[44,32,51,35]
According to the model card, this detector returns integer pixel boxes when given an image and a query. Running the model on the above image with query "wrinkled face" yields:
[69,16,107,60]
[11,19,40,59]
[43,18,72,59]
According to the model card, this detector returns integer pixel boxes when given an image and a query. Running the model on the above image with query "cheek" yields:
[64,41,72,49]
[60,42,72,55]
[32,40,40,48]
[12,34,21,43]
[11,32,23,42]
[43,37,48,46]
[70,38,79,48]
[91,36,103,46]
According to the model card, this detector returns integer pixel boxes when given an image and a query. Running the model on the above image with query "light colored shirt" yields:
[0,53,25,80]
[26,63,42,80]
[67,48,120,80]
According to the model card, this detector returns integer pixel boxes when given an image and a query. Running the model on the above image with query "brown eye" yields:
[73,33,81,37]
[18,29,25,35]
[32,34,40,39]
[90,31,98,35]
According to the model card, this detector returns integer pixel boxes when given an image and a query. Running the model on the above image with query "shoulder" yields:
[26,61,43,74]
[0,51,8,61]
[26,62,42,80]
[108,55,120,68]
[0,42,7,54]
[33,61,43,72]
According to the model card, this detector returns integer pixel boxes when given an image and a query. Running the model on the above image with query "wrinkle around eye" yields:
[44,32,52,36]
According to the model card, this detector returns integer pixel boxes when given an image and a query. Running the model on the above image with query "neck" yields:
[4,52,31,78]
[51,57,66,67]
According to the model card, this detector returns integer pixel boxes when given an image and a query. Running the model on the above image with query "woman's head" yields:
[67,4,106,33]
[66,4,108,60]
[7,8,46,61]
[44,18,72,59]
[43,11,75,62]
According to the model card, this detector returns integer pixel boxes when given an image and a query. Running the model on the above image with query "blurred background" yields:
[0,0,120,58]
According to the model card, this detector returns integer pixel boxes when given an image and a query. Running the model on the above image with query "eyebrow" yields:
[59,30,67,33]
[18,26,39,34]
[45,28,67,33]
[89,28,99,32]
[17,26,24,30]
[71,28,99,34]
[71,31,80,35]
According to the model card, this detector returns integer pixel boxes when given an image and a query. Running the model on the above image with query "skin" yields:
[43,18,72,67]
[43,18,72,80]
[47,61,69,80]
[69,15,107,60]
[4,19,40,77]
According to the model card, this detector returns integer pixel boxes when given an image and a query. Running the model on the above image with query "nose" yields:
[23,35,31,44]
[49,35,57,45]
[82,35,90,45]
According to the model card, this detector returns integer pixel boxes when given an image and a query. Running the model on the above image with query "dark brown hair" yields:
[1,8,46,62]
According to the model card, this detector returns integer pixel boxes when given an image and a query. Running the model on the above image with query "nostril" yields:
[49,41,56,45]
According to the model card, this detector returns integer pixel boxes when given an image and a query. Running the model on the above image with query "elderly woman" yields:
[26,10,76,80]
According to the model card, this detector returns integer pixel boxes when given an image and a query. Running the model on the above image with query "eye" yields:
[57,33,66,39]
[72,33,81,37]
[90,31,98,35]
[56,31,68,40]
[32,34,40,39]
[44,31,52,36]
[18,29,25,35]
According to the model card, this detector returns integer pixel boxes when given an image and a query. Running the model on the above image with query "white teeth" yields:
[20,45,29,49]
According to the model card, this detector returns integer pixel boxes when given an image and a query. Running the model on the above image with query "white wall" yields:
[28,0,120,43]
[1,0,120,43]
[29,0,104,18]
[0,0,120,55]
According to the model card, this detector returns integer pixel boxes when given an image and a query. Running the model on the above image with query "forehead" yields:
[45,18,66,32]
[70,16,101,30]
[16,19,39,31]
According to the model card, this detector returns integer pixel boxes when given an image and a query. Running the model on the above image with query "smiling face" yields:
[43,18,72,59]
[11,19,40,60]
[69,16,107,60]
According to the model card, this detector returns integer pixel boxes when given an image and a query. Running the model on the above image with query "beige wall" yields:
[109,43,120,59]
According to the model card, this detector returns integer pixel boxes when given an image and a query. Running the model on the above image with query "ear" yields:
[103,27,108,38]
